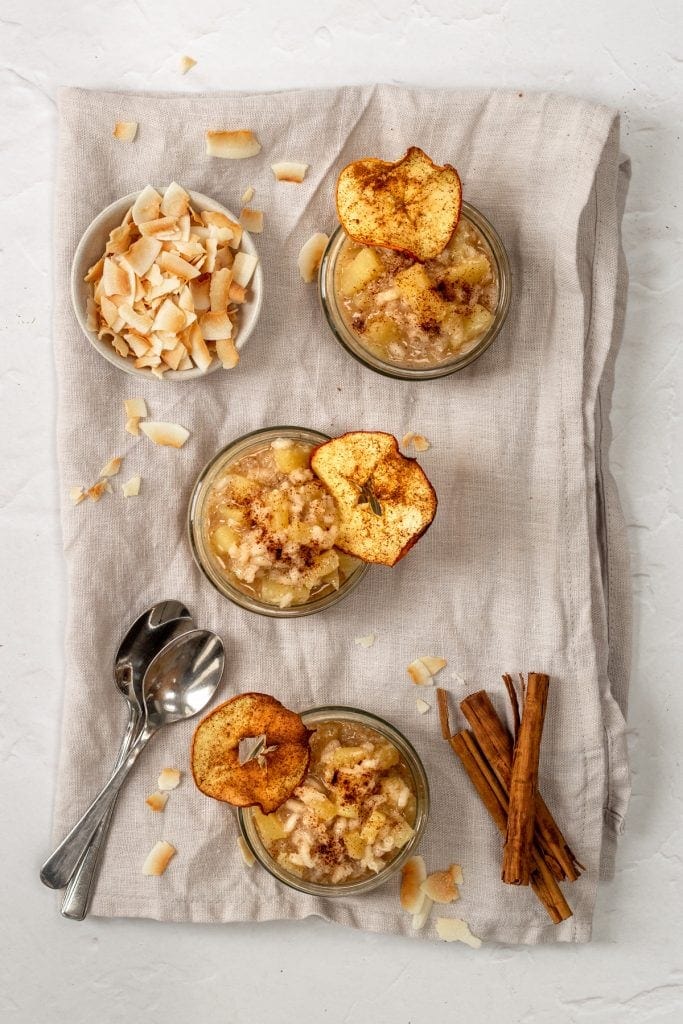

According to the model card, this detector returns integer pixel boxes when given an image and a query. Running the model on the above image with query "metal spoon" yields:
[58,601,194,918]
[40,628,223,891]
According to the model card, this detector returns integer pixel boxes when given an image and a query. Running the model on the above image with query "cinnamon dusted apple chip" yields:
[336,147,462,262]
[191,693,311,814]
[400,855,427,914]
[206,130,262,160]
[297,232,328,283]
[140,421,190,448]
[271,161,309,183]
[239,208,264,233]
[435,917,482,948]
[142,840,176,876]
[179,55,196,74]
[113,121,138,142]
[146,791,169,812]
[310,432,437,567]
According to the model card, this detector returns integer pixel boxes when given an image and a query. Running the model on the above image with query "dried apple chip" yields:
[336,147,462,261]
[191,693,311,814]
[310,432,437,567]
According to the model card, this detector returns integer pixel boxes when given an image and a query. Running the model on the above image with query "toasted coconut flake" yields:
[239,208,264,233]
[200,311,232,341]
[124,398,147,419]
[86,480,109,502]
[158,767,181,791]
[408,656,447,684]
[297,232,328,283]
[187,322,213,372]
[412,896,433,932]
[353,634,375,648]
[160,181,190,219]
[131,185,162,226]
[140,421,190,448]
[84,258,104,284]
[161,341,187,371]
[70,486,85,506]
[209,267,232,312]
[102,258,130,298]
[450,864,464,885]
[119,303,153,335]
[158,250,201,281]
[152,297,186,334]
[400,855,427,915]
[113,121,138,142]
[112,335,130,358]
[402,432,431,453]
[415,698,431,715]
[122,475,141,497]
[435,917,482,948]
[216,336,239,369]
[99,456,122,478]
[206,129,262,160]
[142,840,176,876]
[146,791,169,812]
[240,186,255,205]
[139,216,180,240]
[271,161,309,183]
[179,55,197,74]
[421,870,460,904]
[231,252,258,289]
[124,411,140,433]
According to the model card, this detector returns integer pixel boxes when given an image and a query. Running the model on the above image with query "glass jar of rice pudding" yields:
[188,427,370,617]
[319,201,511,381]
[238,706,429,897]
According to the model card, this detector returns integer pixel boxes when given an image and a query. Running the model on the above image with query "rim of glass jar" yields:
[238,705,430,898]
[318,201,511,381]
[187,426,371,618]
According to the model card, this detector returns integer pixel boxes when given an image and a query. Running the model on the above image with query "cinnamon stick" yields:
[450,731,571,923]
[501,672,549,885]
[436,686,452,741]
[460,690,583,882]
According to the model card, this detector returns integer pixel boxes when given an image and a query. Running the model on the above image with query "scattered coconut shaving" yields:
[86,480,110,503]
[354,634,375,648]
[232,251,258,289]
[412,896,433,932]
[400,855,426,915]
[179,55,196,74]
[297,232,328,283]
[113,121,138,143]
[415,698,431,715]
[435,917,482,948]
[407,656,447,685]
[158,768,181,791]
[237,835,256,868]
[125,417,140,436]
[145,791,169,813]
[70,486,85,506]
[122,475,141,498]
[240,186,255,205]
[421,869,460,904]
[239,207,264,233]
[99,456,122,478]
[402,432,431,453]
[271,161,309,183]
[142,840,176,876]
[140,421,189,449]
[124,398,148,419]
[206,130,261,159]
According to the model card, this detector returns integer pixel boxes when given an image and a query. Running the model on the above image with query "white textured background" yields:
[1,1,681,1021]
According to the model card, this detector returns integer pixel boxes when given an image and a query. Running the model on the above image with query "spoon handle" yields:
[40,722,156,890]
[59,705,140,920]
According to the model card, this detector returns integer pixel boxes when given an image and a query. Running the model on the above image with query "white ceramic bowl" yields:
[70,187,263,380]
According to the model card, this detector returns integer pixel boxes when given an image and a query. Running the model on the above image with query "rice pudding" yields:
[204,438,359,609]
[253,719,417,885]
[336,215,498,369]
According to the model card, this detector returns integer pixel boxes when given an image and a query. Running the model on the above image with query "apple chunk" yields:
[310,431,437,567]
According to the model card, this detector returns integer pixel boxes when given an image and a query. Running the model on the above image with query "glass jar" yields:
[318,201,511,381]
[188,426,370,618]
[238,705,430,897]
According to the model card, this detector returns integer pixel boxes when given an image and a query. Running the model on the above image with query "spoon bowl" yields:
[143,629,225,726]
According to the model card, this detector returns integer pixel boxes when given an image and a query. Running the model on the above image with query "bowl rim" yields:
[318,200,511,381]
[238,704,430,897]
[187,426,371,618]
[70,185,263,381]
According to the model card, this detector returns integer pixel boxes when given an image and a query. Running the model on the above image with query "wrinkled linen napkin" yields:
[52,85,631,945]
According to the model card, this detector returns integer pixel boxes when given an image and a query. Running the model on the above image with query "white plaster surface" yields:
[1,1,681,1021]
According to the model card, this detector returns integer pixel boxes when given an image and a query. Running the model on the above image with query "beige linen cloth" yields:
[52,85,631,945]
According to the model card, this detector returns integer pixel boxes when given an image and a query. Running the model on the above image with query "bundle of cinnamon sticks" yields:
[437,674,583,924]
